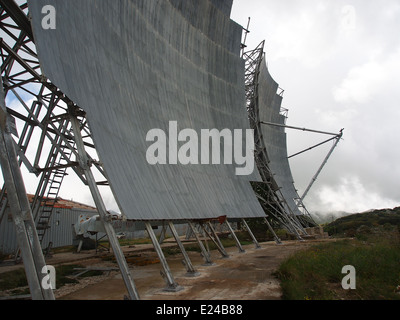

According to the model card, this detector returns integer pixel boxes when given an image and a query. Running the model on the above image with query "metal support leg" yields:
[77,240,83,253]
[145,222,183,292]
[208,221,230,258]
[188,222,214,266]
[292,224,305,241]
[70,111,140,300]
[0,85,54,300]
[158,223,167,245]
[225,220,245,253]
[264,217,282,245]
[202,222,229,258]
[168,222,199,277]
[241,219,261,249]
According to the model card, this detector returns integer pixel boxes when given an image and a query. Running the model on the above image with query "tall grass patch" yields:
[276,238,400,300]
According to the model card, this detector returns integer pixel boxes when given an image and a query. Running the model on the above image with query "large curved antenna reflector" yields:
[27,0,266,221]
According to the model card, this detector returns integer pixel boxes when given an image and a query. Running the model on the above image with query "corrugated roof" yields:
[1,189,97,211]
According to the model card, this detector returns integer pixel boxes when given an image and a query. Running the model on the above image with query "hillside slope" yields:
[324,206,400,237]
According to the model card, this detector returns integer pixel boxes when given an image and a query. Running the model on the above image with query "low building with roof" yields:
[0,193,98,255]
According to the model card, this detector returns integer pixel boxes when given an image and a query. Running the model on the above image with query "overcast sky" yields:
[2,0,399,217]
[231,0,400,214]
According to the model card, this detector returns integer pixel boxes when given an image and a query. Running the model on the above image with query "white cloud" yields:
[309,176,399,213]
[231,1,400,216]
[257,5,341,68]
[332,48,400,104]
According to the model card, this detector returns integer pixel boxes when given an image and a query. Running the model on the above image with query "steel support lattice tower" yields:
[242,41,307,237]
[0,0,140,299]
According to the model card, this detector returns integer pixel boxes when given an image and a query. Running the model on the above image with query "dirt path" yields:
[57,239,331,300]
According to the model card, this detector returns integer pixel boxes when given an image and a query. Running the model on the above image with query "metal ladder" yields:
[33,122,75,247]
[35,168,68,245]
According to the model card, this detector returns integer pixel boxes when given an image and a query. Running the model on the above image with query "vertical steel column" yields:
[145,222,183,292]
[264,217,282,245]
[225,220,245,253]
[241,219,261,249]
[0,83,54,300]
[168,222,199,277]
[188,221,214,266]
[69,109,140,300]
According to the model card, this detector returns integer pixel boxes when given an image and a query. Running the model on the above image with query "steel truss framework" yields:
[261,121,344,211]
[0,0,108,254]
[243,39,343,230]
[242,41,310,236]
[0,0,142,300]
[0,1,282,300]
